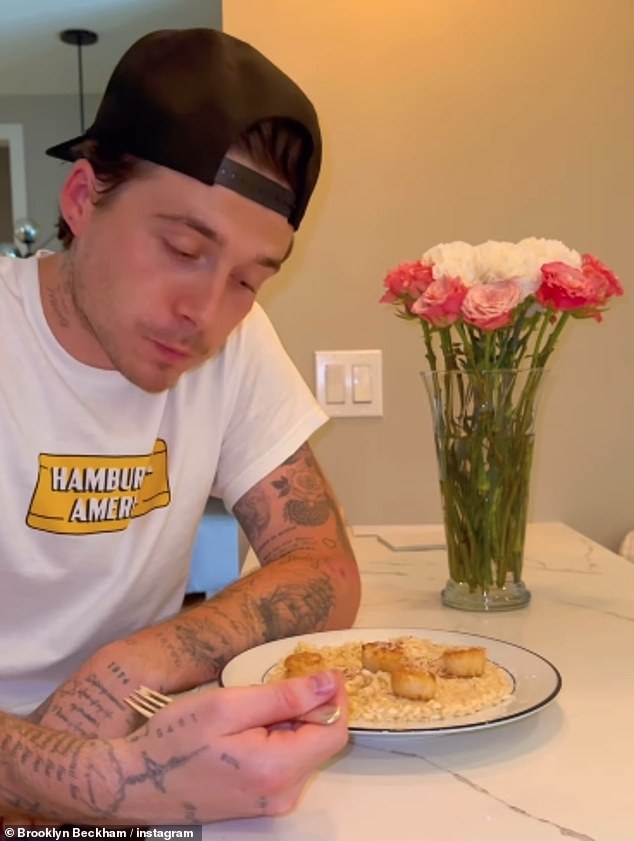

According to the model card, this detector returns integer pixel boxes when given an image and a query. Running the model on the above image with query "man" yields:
[0,28,360,824]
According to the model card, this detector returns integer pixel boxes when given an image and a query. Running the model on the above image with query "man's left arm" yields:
[123,441,361,690]
[34,442,360,736]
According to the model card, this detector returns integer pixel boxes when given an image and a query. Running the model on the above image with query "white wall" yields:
[0,95,101,249]
[224,0,634,551]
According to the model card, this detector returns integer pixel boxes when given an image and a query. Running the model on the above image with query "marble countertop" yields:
[206,522,634,841]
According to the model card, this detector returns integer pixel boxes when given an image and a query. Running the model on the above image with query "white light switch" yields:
[315,350,383,417]
[325,363,346,403]
[352,364,372,403]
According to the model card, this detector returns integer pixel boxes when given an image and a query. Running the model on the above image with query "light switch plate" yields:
[315,350,383,417]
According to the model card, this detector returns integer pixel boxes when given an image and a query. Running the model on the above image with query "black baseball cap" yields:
[46,28,322,229]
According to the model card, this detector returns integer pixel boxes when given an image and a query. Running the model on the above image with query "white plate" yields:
[220,627,562,736]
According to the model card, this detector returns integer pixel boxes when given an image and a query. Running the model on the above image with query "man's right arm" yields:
[1,670,349,826]
[0,710,116,823]
[25,642,144,738]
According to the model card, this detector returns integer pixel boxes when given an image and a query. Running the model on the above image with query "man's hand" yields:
[3,670,348,825]
[116,669,349,823]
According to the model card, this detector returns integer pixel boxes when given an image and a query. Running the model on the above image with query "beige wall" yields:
[224,0,634,551]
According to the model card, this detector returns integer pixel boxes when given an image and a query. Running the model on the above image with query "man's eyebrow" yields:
[154,213,225,245]
[155,212,293,270]
[256,236,294,272]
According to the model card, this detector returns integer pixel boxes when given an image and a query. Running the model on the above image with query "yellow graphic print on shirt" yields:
[26,439,171,535]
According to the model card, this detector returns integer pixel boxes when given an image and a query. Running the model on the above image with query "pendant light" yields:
[60,28,99,134]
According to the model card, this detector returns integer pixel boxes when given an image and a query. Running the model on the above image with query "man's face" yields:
[64,161,294,393]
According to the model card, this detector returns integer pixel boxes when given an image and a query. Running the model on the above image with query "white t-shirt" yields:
[0,254,327,714]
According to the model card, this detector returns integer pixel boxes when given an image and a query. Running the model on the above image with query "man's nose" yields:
[176,271,228,328]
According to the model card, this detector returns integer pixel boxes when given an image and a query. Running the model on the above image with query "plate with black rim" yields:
[220,627,562,736]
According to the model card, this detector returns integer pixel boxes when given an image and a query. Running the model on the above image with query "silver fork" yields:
[123,684,341,725]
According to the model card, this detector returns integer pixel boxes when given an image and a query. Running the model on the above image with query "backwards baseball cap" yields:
[46,28,322,229]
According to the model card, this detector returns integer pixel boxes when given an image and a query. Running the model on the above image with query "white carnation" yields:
[474,241,520,281]
[421,241,478,286]
[516,237,581,270]
[421,237,581,299]
[474,240,540,299]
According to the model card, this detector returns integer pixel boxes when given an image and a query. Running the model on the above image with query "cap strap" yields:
[214,158,295,219]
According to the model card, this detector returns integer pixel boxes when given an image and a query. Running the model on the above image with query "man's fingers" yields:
[165,669,345,734]
[255,703,350,789]
[219,670,344,732]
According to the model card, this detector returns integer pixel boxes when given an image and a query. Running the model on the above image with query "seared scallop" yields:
[284,651,326,677]
[391,668,437,701]
[361,641,405,673]
[440,647,486,677]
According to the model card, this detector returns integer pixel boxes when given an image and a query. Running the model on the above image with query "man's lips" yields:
[150,339,195,362]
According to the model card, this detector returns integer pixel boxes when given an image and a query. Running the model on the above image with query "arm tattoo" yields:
[1,713,206,822]
[162,563,335,679]
[0,721,124,818]
[183,801,202,823]
[272,445,330,527]
[155,632,184,673]
[254,575,335,638]
[236,442,345,555]
[234,485,270,540]
[170,623,227,677]
[27,665,135,737]
[220,752,240,770]
[36,674,130,737]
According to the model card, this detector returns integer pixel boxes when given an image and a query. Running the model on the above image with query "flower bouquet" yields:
[381,238,622,610]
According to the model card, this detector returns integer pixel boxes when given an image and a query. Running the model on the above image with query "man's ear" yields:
[58,159,97,238]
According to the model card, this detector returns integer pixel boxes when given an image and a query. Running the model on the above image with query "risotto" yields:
[267,635,514,726]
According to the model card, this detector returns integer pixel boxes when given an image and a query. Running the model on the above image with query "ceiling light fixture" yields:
[60,28,99,133]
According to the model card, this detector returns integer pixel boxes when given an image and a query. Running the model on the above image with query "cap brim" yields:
[45,135,87,162]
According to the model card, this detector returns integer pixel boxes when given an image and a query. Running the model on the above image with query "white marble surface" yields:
[205,522,634,840]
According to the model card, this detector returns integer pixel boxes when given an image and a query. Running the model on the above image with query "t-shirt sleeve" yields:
[211,304,328,510]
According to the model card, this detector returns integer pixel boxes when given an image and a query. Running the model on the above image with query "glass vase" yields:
[422,367,546,611]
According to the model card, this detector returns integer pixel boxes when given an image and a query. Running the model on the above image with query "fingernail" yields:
[298,704,341,726]
[309,669,336,695]
[318,705,341,725]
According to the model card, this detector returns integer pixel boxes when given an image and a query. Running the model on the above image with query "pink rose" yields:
[536,262,590,309]
[581,254,623,303]
[461,280,521,330]
[380,261,434,303]
[535,258,622,320]
[411,276,467,327]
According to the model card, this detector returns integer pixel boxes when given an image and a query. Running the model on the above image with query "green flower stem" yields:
[484,332,494,370]
[454,322,478,370]
[421,322,438,372]
[440,329,458,370]
[530,310,552,362]
[424,368,544,596]
[535,311,571,366]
